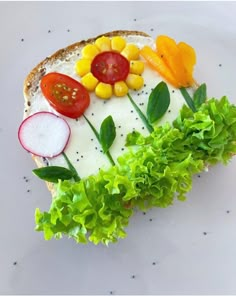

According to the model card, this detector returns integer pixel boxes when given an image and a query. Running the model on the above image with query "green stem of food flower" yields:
[83,115,115,166]
[179,87,197,113]
[127,93,154,133]
[62,152,81,181]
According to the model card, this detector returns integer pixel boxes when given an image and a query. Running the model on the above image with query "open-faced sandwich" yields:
[18,30,236,245]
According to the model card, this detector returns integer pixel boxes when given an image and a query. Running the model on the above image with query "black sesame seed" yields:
[91,138,94,141]
[95,147,98,150]
[152,262,156,265]
[219,63,222,67]
[136,118,138,120]
[67,29,70,32]
[168,110,171,113]
[118,125,121,128]
[48,30,51,33]
[121,134,124,137]
[131,110,134,113]
[150,28,154,31]
[21,38,24,42]
[134,18,137,21]
[13,261,17,266]
[27,189,30,193]
[198,175,201,178]
[143,212,146,215]
[77,159,79,162]
[172,90,175,93]
[144,84,147,87]
[149,218,153,222]
[203,232,207,235]
[142,127,145,130]
[100,150,103,153]
[81,155,83,158]
[91,113,94,116]
[121,148,125,151]
[145,92,148,95]
[131,275,136,279]
[226,210,230,214]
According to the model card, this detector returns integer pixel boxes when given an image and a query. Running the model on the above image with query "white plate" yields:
[1,1,236,294]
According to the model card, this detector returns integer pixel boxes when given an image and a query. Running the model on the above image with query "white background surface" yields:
[1,1,236,294]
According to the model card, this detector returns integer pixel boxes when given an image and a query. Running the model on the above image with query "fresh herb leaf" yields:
[147,81,170,124]
[127,93,154,133]
[100,115,116,153]
[83,114,115,165]
[33,166,74,183]
[180,87,197,112]
[193,83,207,108]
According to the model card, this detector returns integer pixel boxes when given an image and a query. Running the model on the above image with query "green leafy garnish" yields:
[147,81,170,124]
[35,96,236,245]
[193,83,207,108]
[33,166,74,183]
[180,87,197,112]
[127,93,154,133]
[62,152,80,181]
[100,115,116,153]
[83,114,116,165]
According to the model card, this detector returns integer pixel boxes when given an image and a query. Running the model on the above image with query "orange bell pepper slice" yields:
[140,45,179,88]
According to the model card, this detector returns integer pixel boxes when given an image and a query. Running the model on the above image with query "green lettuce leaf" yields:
[35,96,236,245]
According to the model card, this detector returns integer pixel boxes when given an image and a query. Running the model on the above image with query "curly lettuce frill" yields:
[35,96,236,245]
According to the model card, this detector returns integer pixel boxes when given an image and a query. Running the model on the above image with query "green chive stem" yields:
[83,115,115,166]
[62,152,81,181]
[127,93,154,133]
[179,87,197,113]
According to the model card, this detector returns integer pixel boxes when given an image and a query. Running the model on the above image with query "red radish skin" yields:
[18,112,71,158]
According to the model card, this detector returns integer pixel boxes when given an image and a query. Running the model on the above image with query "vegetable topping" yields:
[18,111,71,158]
[40,72,90,118]
[75,35,145,99]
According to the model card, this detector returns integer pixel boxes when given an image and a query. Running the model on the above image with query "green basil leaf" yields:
[33,166,74,183]
[193,83,207,108]
[179,87,197,112]
[147,81,170,124]
[99,115,116,153]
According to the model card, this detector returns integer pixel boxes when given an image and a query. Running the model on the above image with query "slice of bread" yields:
[22,30,159,195]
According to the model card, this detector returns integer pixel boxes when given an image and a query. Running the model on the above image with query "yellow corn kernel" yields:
[129,60,144,75]
[121,44,140,61]
[125,74,144,90]
[81,44,100,59]
[75,59,91,77]
[111,36,126,52]
[95,82,113,99]
[95,36,111,52]
[113,81,129,97]
[81,73,98,91]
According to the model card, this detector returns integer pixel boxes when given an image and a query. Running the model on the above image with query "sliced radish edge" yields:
[18,111,71,158]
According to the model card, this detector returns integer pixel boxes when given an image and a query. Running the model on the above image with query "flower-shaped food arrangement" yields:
[19,31,236,245]
[75,35,145,99]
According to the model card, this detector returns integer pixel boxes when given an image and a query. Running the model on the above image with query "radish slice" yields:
[18,112,71,158]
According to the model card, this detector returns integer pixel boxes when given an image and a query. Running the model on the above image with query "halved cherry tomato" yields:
[91,51,130,84]
[40,72,90,119]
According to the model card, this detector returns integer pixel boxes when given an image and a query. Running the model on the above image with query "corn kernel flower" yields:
[75,36,145,99]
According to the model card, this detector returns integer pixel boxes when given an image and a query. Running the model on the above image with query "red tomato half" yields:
[40,72,90,119]
[91,51,130,84]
